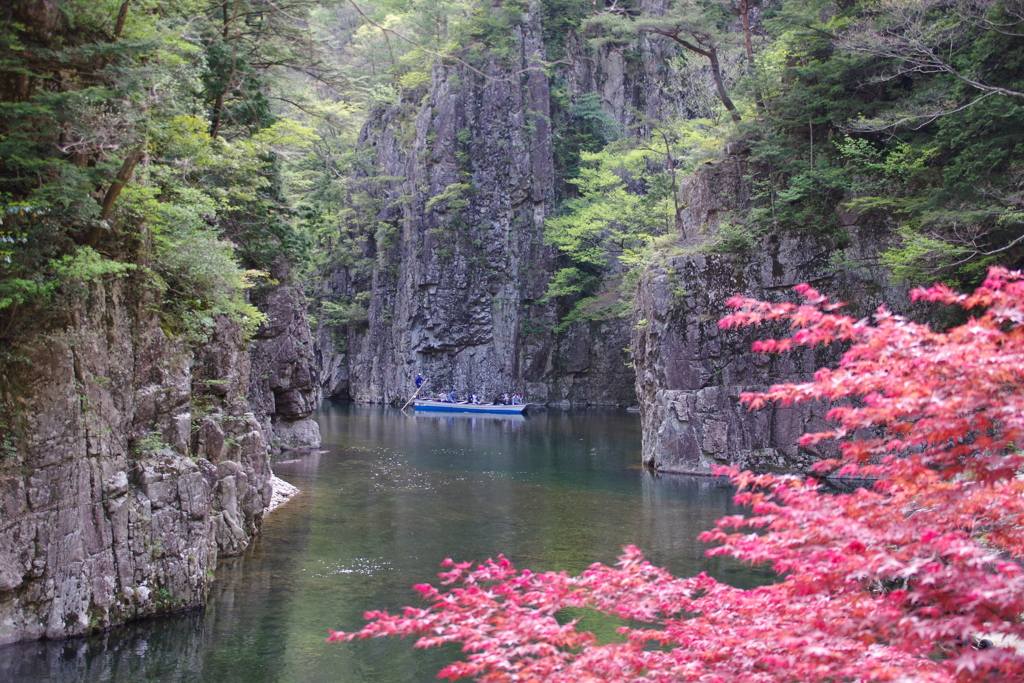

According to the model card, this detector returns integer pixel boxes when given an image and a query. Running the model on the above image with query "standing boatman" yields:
[401,372,427,412]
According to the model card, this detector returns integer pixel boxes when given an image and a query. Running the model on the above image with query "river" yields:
[2,403,767,682]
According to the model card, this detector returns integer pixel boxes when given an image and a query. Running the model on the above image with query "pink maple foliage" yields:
[331,267,1024,681]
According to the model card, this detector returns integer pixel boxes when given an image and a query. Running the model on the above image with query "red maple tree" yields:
[331,267,1024,681]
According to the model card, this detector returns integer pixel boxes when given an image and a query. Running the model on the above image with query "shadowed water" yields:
[1,404,768,682]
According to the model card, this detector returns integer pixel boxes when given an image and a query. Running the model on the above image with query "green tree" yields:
[827,0,1024,282]
[0,0,329,340]
[543,142,675,329]
[703,0,1024,283]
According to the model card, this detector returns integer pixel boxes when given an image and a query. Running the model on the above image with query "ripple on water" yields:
[364,454,480,492]
[309,557,393,578]
[366,455,436,492]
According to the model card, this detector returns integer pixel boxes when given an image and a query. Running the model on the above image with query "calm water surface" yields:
[3,404,766,682]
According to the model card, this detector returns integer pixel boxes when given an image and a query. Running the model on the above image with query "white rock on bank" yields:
[266,474,299,513]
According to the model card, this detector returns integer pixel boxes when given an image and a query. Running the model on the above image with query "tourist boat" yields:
[413,399,528,415]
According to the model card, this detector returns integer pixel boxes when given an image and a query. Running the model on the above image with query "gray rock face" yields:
[248,270,321,452]
[315,2,672,407]
[0,278,272,645]
[633,157,906,474]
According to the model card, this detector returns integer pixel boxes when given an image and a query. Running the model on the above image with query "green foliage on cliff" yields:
[543,142,677,328]
[540,0,591,60]
[746,0,1024,284]
[584,0,1024,286]
[13,0,1016,349]
[321,291,372,329]
[0,0,323,342]
[532,0,1024,336]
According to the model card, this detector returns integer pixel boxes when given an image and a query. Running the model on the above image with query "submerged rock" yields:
[266,475,299,514]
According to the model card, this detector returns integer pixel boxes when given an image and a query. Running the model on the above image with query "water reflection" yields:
[1,404,769,682]
[412,411,527,424]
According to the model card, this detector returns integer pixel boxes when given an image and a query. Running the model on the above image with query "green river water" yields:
[2,404,767,682]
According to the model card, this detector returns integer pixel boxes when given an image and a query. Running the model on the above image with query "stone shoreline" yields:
[266,474,299,513]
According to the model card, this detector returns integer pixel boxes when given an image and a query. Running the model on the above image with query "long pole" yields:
[400,379,427,411]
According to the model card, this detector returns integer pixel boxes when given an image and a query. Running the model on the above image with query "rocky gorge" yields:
[1,0,988,648]
[311,0,902,476]
[311,1,714,409]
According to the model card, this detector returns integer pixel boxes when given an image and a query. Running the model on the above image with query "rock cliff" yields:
[315,1,668,407]
[0,268,310,645]
[310,0,905,476]
[0,0,323,646]
[632,155,906,474]
[247,262,321,453]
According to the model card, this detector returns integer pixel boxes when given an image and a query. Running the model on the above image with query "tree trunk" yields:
[707,47,741,122]
[209,90,226,139]
[739,0,765,110]
[656,31,741,123]
[77,144,144,248]
[113,0,130,40]
[209,0,239,138]
[98,144,144,221]
[739,0,754,68]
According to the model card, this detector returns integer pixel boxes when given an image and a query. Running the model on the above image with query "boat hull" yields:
[413,400,528,414]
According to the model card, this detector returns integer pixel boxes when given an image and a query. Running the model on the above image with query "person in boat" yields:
[447,390,457,403]
[415,373,424,389]
[511,393,521,405]
[500,393,510,405]
[468,392,479,404]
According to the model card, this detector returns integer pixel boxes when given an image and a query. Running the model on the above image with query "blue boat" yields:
[413,399,528,415]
